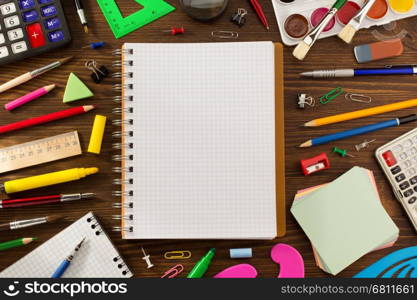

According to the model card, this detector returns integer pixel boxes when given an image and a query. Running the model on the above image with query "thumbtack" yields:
[163,26,185,35]
[82,42,105,49]
[355,139,376,151]
[333,147,355,158]
[141,247,154,269]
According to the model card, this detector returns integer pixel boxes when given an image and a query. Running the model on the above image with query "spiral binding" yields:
[112,47,135,234]
[86,215,132,276]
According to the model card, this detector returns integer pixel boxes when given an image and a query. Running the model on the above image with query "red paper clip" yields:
[161,264,184,278]
[300,153,330,176]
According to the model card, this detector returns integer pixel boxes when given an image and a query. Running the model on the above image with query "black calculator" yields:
[0,0,71,65]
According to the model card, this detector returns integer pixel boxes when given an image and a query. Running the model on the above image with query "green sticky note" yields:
[63,73,93,103]
[291,167,399,275]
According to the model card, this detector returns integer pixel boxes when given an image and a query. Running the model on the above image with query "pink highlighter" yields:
[5,84,55,111]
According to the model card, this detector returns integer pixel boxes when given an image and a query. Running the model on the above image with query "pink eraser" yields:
[270,243,305,278]
[213,264,258,278]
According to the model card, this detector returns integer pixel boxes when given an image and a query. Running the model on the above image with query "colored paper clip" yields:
[345,93,372,103]
[211,31,239,39]
[319,87,344,104]
[164,250,192,260]
[161,264,184,278]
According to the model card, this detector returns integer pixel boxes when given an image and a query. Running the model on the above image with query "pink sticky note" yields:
[270,243,305,278]
[213,264,258,278]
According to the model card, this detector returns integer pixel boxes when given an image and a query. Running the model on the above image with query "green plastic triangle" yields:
[63,73,93,103]
[96,0,176,39]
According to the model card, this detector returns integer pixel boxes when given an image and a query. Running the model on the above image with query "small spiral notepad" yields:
[0,212,132,278]
[112,42,286,239]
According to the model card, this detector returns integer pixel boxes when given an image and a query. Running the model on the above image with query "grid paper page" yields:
[123,42,277,239]
[0,212,132,278]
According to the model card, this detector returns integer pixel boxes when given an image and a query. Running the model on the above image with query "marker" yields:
[300,115,417,147]
[187,248,215,278]
[0,167,99,194]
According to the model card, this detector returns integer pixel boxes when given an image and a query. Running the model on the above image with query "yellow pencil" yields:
[305,98,417,127]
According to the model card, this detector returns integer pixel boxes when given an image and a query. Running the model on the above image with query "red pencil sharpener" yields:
[300,153,330,176]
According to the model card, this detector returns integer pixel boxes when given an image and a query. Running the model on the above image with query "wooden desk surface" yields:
[0,0,416,278]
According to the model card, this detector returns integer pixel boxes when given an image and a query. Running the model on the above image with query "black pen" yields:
[74,0,88,33]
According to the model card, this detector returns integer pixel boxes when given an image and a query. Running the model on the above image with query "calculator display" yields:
[0,0,70,65]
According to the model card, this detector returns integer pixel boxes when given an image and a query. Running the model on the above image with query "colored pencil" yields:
[249,0,269,30]
[0,57,72,94]
[0,105,95,135]
[305,98,417,127]
[0,193,95,208]
[300,115,417,147]
[0,237,36,251]
[4,84,56,111]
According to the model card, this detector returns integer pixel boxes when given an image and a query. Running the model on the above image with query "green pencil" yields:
[0,237,37,251]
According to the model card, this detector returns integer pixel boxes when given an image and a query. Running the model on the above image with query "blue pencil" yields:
[51,237,85,278]
[300,115,417,147]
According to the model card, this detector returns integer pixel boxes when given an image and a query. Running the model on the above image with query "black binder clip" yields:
[231,8,247,27]
[85,60,109,83]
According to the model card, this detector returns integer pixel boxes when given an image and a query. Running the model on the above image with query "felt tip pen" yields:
[301,65,417,78]
[51,237,85,278]
[187,248,215,278]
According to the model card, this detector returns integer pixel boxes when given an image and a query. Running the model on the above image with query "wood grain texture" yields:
[0,0,416,278]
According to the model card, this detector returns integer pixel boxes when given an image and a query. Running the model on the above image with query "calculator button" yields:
[0,33,4,45]
[396,173,406,182]
[382,150,397,167]
[11,41,27,53]
[38,0,53,3]
[22,10,38,23]
[404,189,414,197]
[411,176,417,185]
[391,166,402,175]
[400,181,410,190]
[407,168,417,177]
[409,196,417,204]
[19,0,35,10]
[401,160,412,169]
[393,145,403,153]
[0,3,16,15]
[41,5,56,17]
[44,17,60,30]
[26,23,46,48]
[7,28,23,41]
[48,30,64,42]
[0,46,9,58]
[403,139,413,148]
[4,15,20,28]
[399,152,408,160]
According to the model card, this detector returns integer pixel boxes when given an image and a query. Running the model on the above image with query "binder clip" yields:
[161,264,184,278]
[300,153,330,176]
[297,93,315,109]
[85,60,109,84]
[231,8,247,27]
[164,250,192,259]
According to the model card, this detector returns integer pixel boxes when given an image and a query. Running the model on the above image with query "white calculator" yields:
[376,127,417,232]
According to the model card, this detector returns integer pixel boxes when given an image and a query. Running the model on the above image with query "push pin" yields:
[85,60,109,83]
[163,26,185,35]
[82,42,105,49]
[333,147,355,158]
[231,8,247,27]
[298,93,315,109]
[355,139,376,151]
[141,247,154,269]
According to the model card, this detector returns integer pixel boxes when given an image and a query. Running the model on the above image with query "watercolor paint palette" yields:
[272,0,417,46]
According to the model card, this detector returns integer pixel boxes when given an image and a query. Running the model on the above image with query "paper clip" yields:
[345,93,372,103]
[319,87,344,104]
[211,31,239,39]
[164,250,192,260]
[161,264,184,278]
[355,139,376,151]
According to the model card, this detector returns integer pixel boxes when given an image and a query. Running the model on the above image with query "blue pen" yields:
[300,114,417,148]
[51,237,85,278]
[301,65,417,78]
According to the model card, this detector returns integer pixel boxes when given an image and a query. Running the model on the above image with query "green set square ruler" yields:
[96,0,176,39]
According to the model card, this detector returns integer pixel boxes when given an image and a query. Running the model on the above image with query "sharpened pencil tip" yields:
[299,140,312,148]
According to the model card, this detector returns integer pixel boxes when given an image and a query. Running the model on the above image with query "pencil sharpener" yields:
[300,153,330,176]
[180,0,229,21]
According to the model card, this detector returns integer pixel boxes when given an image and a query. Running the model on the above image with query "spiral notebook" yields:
[0,212,132,278]
[113,42,286,239]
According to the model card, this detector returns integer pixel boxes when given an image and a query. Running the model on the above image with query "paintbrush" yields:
[293,0,348,61]
[338,0,377,44]
[0,215,67,231]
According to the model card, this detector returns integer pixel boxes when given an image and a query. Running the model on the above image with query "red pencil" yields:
[250,0,269,30]
[0,105,95,135]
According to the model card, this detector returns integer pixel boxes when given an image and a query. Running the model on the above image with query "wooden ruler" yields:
[0,131,82,174]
